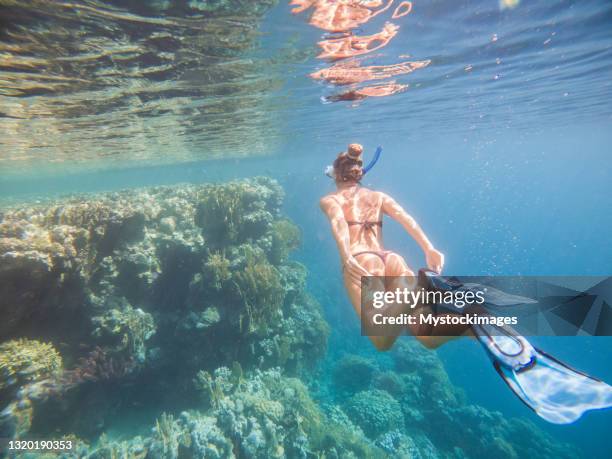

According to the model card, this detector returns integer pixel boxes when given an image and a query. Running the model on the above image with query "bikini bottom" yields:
[352,250,393,264]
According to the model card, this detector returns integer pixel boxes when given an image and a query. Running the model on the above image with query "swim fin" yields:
[418,269,612,424]
[474,322,612,423]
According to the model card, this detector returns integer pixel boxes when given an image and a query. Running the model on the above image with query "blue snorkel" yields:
[362,146,382,175]
[325,146,382,179]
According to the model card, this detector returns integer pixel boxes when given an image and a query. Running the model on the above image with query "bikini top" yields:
[329,194,383,236]
[346,220,382,236]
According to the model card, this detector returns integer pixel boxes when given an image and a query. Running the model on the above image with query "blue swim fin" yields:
[474,314,612,424]
[418,269,612,424]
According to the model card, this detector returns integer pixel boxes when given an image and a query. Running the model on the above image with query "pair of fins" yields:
[417,269,612,424]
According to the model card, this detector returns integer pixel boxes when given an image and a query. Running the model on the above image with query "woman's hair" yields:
[333,144,364,182]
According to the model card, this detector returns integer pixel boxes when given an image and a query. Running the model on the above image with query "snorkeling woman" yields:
[320,143,472,350]
[320,143,612,424]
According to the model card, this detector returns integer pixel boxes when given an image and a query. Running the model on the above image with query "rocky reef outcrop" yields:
[0,178,331,449]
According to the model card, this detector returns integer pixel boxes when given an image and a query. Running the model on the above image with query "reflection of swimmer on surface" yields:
[317,22,399,60]
[323,81,407,103]
[320,144,612,424]
[290,0,395,32]
[311,59,430,85]
[292,0,423,101]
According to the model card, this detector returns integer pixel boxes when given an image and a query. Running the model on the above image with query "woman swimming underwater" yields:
[320,143,612,424]
[319,143,467,350]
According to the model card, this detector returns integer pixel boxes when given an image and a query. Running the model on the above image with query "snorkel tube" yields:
[362,146,382,175]
[324,146,382,179]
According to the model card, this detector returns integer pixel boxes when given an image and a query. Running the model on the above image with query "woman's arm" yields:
[380,192,445,272]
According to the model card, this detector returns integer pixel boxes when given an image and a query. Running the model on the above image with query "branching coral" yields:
[250,292,329,375]
[203,251,232,291]
[278,262,307,303]
[269,219,301,265]
[0,339,63,394]
[151,413,184,459]
[195,184,244,245]
[194,370,226,409]
[0,340,62,441]
[231,249,284,334]
[194,177,284,247]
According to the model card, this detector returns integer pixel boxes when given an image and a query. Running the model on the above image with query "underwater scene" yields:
[1,0,611,458]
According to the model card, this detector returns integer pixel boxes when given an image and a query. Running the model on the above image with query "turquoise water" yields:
[1,0,611,458]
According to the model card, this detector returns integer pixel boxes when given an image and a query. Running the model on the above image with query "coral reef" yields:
[269,219,302,265]
[0,178,329,447]
[375,429,439,459]
[92,306,156,364]
[332,354,378,396]
[0,339,64,440]
[344,389,404,439]
[193,179,283,247]
[0,339,63,395]
[328,339,581,458]
[23,368,384,459]
[371,371,406,398]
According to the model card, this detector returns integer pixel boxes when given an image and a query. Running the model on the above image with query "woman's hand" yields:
[425,248,444,274]
[343,255,371,282]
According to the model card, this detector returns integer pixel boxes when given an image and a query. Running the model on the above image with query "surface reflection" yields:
[316,22,399,60]
[0,0,285,170]
[292,0,428,103]
[290,0,395,32]
[323,81,407,103]
[310,59,429,85]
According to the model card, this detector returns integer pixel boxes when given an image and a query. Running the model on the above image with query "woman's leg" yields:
[384,253,473,349]
[342,252,407,351]
[343,252,473,352]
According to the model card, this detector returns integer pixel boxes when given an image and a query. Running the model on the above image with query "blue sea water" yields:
[1,0,611,457]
